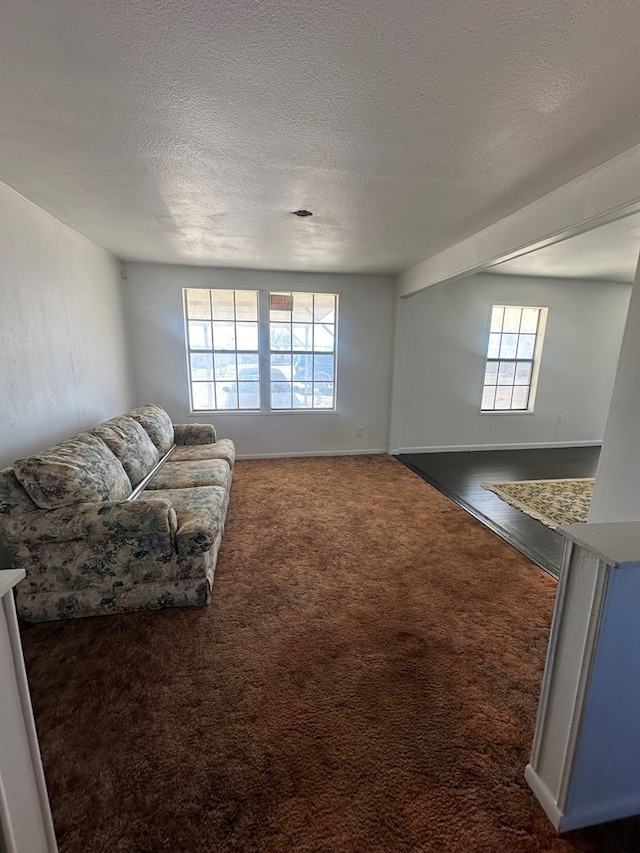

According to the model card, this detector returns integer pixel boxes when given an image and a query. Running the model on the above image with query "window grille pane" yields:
[271,380,293,409]
[270,322,291,350]
[482,386,496,409]
[292,323,313,350]
[511,386,530,409]
[236,322,258,350]
[235,290,258,321]
[271,353,291,376]
[238,382,260,409]
[211,290,235,321]
[520,307,540,334]
[190,352,213,381]
[293,292,314,322]
[218,381,237,409]
[214,353,236,380]
[314,325,335,352]
[314,293,336,323]
[495,386,513,409]
[503,306,522,333]
[212,321,236,350]
[515,362,532,384]
[186,289,211,320]
[314,384,334,408]
[239,352,260,371]
[314,354,334,381]
[295,382,313,406]
[484,361,498,385]
[192,383,215,410]
[497,361,516,385]
[499,334,518,359]
[188,320,212,350]
[490,306,505,332]
[294,354,313,380]
[516,334,536,359]
[487,333,501,358]
[269,292,292,321]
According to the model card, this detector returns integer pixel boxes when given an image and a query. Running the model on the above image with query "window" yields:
[184,288,338,412]
[185,289,260,410]
[269,292,337,410]
[481,305,547,412]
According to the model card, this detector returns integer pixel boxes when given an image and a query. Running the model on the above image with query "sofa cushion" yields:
[92,416,159,487]
[128,404,174,456]
[13,433,132,510]
[171,439,236,468]
[146,459,230,491]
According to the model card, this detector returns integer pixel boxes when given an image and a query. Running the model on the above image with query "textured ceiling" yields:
[3,1,640,273]
[491,213,640,283]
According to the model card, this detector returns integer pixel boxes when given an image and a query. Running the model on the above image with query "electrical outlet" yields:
[557,414,563,424]
[356,426,364,437]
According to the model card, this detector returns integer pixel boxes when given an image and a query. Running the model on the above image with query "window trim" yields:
[478,304,548,415]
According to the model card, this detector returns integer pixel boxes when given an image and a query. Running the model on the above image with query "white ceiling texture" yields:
[3,0,640,275]
[491,213,640,284]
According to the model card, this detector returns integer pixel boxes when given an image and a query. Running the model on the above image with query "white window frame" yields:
[184,288,339,414]
[480,304,548,414]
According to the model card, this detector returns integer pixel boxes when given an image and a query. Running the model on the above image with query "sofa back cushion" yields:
[13,433,132,510]
[128,404,174,456]
[92,416,160,487]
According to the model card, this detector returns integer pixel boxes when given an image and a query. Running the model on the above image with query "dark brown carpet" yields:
[20,455,640,852]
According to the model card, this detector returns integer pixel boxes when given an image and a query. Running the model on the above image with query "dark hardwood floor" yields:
[398,447,601,578]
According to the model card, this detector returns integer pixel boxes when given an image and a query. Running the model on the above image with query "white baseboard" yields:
[236,449,388,460]
[524,764,563,831]
[395,440,602,454]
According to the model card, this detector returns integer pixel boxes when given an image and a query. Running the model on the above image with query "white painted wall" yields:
[589,257,640,522]
[0,182,136,471]
[391,272,631,453]
[125,264,395,457]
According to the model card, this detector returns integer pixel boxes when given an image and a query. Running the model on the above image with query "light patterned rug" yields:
[481,477,595,529]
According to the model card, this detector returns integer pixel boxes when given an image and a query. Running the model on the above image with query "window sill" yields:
[477,409,536,416]
[187,409,339,417]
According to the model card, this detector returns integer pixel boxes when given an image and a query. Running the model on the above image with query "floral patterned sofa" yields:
[0,404,235,622]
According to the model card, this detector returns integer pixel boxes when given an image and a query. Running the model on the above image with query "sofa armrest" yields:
[3,498,177,545]
[173,423,217,445]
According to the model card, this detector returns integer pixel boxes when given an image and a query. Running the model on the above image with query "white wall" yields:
[0,182,136,471]
[391,272,631,452]
[125,264,396,457]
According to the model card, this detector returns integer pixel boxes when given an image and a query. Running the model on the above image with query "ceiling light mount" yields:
[292,209,313,217]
